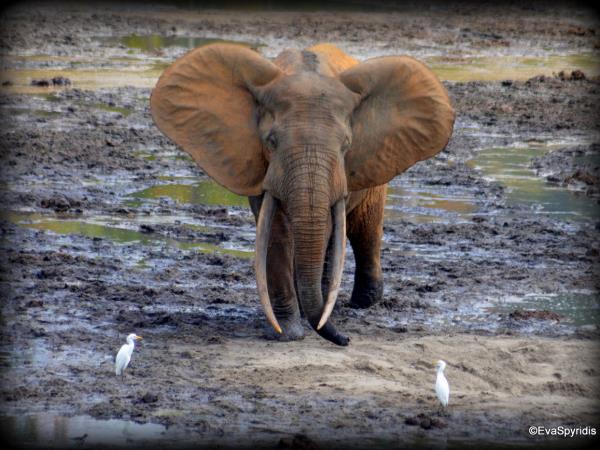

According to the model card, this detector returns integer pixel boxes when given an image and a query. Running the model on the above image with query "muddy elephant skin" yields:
[150,43,455,345]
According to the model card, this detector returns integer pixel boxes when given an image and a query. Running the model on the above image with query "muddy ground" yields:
[0,2,599,449]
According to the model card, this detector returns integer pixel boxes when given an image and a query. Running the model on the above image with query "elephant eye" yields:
[341,137,351,153]
[265,131,278,151]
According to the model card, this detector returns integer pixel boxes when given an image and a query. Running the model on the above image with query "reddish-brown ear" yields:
[340,56,455,191]
[150,44,281,196]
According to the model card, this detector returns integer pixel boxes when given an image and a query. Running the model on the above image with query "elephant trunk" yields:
[257,143,349,346]
[287,185,349,346]
[254,191,348,346]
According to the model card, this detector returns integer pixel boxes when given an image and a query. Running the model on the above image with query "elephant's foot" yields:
[263,316,305,341]
[349,276,383,309]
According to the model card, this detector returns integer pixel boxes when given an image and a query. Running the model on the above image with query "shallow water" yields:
[385,184,478,223]
[4,52,598,94]
[128,180,247,207]
[2,33,598,94]
[0,413,172,448]
[128,174,479,224]
[0,339,52,369]
[103,34,262,52]
[468,142,599,222]
[484,292,600,327]
[387,139,599,224]
[0,35,260,94]
[0,66,164,94]
[8,212,254,259]
[426,53,600,82]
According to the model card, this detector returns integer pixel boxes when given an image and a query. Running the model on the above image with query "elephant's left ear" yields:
[340,56,455,191]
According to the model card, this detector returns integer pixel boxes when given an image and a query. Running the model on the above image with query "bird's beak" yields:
[135,336,143,340]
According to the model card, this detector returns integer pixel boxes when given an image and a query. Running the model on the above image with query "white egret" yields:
[435,360,449,411]
[115,333,142,376]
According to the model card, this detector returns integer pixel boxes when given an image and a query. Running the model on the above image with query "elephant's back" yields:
[272,44,358,77]
[307,43,359,75]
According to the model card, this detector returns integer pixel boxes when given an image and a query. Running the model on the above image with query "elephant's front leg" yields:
[249,196,304,341]
[346,185,387,309]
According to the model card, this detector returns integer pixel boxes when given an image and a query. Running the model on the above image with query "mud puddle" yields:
[386,182,478,224]
[483,291,599,327]
[99,34,262,52]
[127,179,247,208]
[469,140,599,222]
[4,53,597,95]
[7,211,254,260]
[3,33,598,95]
[0,66,164,94]
[416,291,599,335]
[0,35,261,94]
[425,53,600,82]
[0,413,176,448]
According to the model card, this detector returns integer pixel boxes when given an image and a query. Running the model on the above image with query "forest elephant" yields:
[150,43,454,346]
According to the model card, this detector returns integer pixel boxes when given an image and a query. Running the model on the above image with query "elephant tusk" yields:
[317,198,346,330]
[255,192,283,334]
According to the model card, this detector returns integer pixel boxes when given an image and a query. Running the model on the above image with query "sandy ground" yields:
[0,1,599,449]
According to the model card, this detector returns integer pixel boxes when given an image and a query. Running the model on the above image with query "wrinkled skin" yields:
[151,43,454,346]
[248,185,387,344]
[247,60,380,345]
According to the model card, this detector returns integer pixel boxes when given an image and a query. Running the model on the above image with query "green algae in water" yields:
[92,103,132,117]
[44,93,62,102]
[129,181,248,207]
[469,144,599,222]
[131,150,156,161]
[24,220,156,245]
[10,214,252,259]
[113,35,262,52]
[426,53,600,82]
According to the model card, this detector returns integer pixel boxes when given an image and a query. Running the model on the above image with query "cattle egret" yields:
[115,333,142,376]
[435,360,449,410]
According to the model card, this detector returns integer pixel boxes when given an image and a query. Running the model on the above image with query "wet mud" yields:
[531,143,600,197]
[1,2,599,449]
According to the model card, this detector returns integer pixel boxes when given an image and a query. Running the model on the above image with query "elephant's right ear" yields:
[150,44,282,196]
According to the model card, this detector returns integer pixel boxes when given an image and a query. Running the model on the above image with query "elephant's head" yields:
[150,44,454,345]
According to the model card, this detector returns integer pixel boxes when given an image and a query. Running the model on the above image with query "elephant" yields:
[150,43,454,346]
